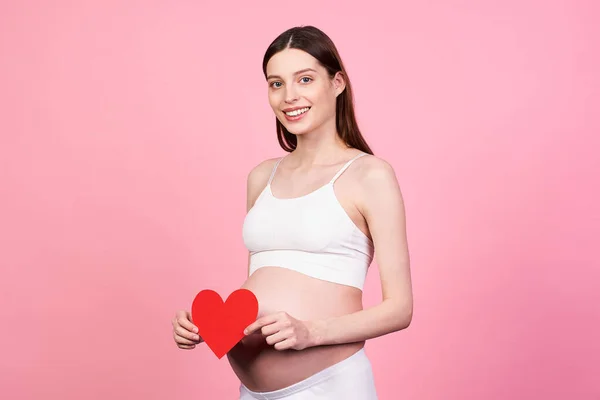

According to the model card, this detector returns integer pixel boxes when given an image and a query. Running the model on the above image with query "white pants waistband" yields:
[239,348,377,399]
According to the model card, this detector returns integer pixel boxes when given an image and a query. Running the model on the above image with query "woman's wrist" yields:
[306,319,326,348]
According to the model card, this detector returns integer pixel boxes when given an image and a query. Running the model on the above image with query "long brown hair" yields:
[262,26,374,155]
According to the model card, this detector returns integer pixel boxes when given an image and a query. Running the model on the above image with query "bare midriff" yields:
[226,266,365,392]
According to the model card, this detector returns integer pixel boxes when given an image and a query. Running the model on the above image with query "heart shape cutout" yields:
[191,289,258,359]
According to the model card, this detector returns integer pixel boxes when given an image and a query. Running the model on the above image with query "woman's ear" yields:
[332,71,346,97]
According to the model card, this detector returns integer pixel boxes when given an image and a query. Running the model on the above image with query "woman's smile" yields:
[283,106,311,122]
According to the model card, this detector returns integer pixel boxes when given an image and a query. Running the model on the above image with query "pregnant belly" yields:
[226,266,365,392]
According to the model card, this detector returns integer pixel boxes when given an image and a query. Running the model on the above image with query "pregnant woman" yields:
[172,25,413,399]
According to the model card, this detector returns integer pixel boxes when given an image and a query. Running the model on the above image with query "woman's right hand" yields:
[172,310,203,349]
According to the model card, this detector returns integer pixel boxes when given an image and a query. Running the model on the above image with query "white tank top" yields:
[242,152,374,290]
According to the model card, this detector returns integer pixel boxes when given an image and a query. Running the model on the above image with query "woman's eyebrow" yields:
[267,68,317,80]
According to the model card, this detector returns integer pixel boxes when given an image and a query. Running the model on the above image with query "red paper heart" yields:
[191,289,258,359]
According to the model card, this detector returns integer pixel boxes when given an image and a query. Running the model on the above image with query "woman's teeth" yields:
[285,107,310,116]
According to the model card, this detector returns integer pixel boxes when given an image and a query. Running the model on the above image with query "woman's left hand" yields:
[243,311,315,351]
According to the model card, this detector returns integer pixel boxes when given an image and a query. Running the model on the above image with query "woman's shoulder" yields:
[245,155,287,197]
[245,156,282,211]
[247,156,282,183]
[346,153,405,222]
[353,153,399,185]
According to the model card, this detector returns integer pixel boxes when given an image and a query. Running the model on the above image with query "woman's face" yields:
[265,48,345,136]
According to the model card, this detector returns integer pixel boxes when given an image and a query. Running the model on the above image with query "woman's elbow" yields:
[392,301,413,331]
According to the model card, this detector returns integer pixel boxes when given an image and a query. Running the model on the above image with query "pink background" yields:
[1,1,599,399]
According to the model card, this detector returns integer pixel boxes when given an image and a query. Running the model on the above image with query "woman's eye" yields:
[301,77,312,83]
[271,82,282,88]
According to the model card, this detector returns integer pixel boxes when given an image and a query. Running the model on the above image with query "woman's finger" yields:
[244,313,281,335]
[265,327,293,346]
[175,325,200,342]
[260,318,291,336]
[174,333,198,346]
[273,336,297,351]
[178,315,199,334]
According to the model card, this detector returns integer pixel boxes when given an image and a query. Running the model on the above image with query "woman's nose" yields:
[285,87,299,103]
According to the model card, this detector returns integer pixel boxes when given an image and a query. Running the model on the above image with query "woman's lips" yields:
[283,107,310,122]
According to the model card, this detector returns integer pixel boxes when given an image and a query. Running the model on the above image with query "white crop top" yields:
[242,152,374,290]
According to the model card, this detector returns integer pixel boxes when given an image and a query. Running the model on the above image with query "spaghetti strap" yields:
[267,155,287,185]
[330,152,368,184]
